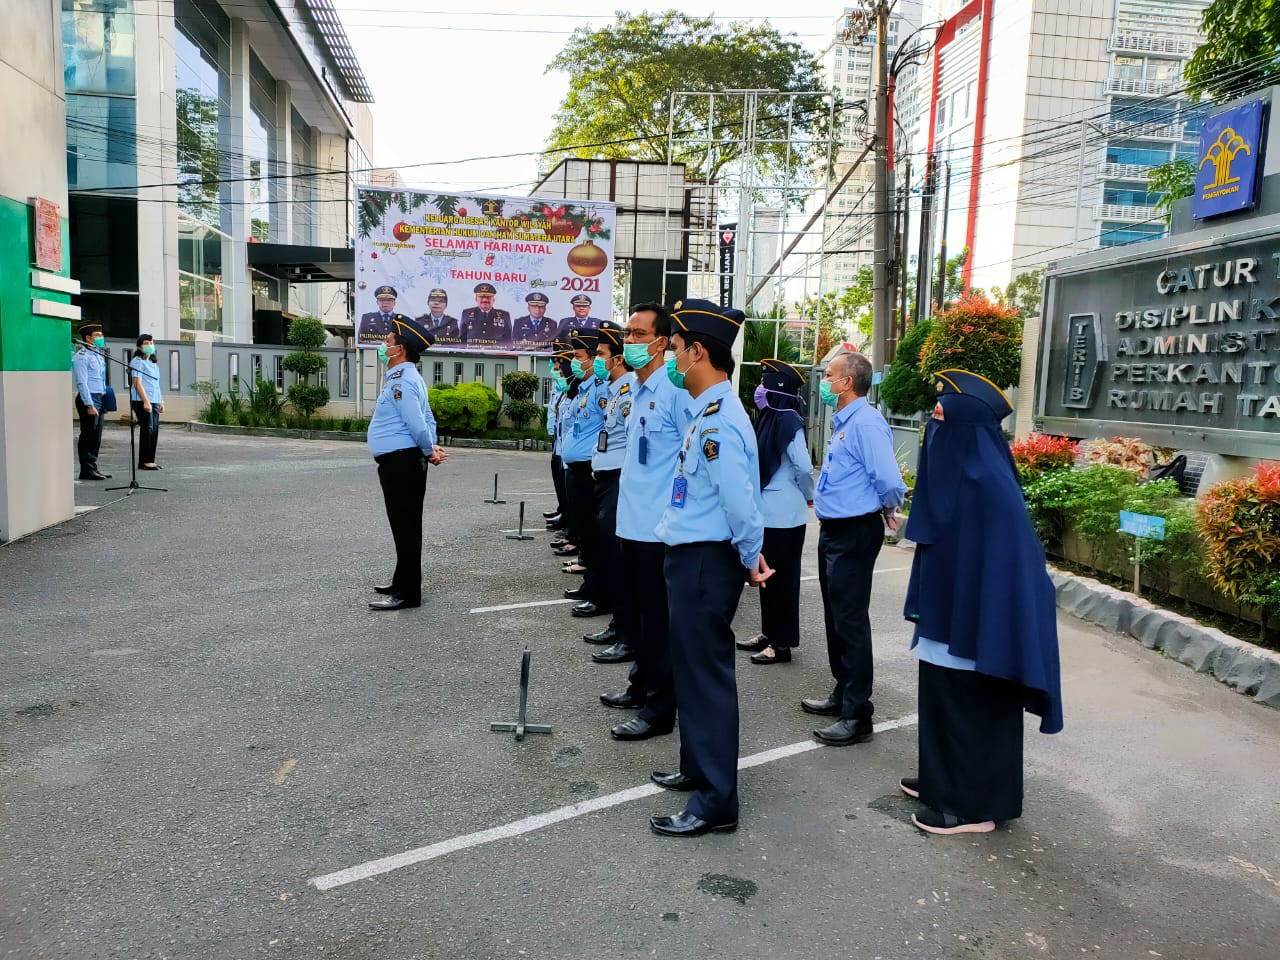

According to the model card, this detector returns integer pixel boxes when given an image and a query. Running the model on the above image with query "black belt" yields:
[819,511,883,528]
[566,460,593,473]
[374,447,424,465]
[593,468,621,479]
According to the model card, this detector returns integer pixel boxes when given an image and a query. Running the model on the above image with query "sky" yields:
[331,2,850,194]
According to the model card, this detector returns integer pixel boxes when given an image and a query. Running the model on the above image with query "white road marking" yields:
[799,566,907,583]
[309,713,920,891]
[469,598,576,614]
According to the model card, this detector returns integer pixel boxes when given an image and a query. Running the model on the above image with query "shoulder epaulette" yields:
[703,400,722,415]
[618,383,631,395]
[388,369,404,380]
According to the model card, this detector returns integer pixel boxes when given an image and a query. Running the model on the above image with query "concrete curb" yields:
[185,421,553,451]
[1050,568,1280,709]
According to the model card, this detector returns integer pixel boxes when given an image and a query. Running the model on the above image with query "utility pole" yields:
[914,152,936,325]
[871,2,892,370]
[935,161,952,311]
[897,151,912,344]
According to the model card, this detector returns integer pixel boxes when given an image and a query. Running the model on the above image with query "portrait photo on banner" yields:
[354,188,616,354]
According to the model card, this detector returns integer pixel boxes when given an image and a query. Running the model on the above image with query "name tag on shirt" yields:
[670,476,687,508]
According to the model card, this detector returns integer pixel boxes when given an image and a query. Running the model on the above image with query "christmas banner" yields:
[354,187,616,353]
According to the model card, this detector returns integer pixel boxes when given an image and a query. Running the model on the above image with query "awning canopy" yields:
[247,243,355,282]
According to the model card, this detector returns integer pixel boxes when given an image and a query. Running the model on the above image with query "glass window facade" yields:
[62,0,135,94]
[291,108,316,245]
[178,216,227,340]
[175,0,230,230]
[1100,222,1166,247]
[248,52,277,242]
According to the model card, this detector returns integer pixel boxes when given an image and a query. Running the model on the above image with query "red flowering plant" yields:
[1010,433,1078,486]
[918,294,1023,388]
[1197,461,1280,639]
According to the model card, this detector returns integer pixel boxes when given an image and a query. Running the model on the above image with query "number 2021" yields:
[560,277,601,292]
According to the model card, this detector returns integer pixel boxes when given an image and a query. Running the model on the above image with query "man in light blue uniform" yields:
[605,303,689,735]
[802,350,906,744]
[585,321,637,666]
[366,316,448,611]
[543,341,573,532]
[560,328,607,617]
[649,299,771,838]
[72,320,110,480]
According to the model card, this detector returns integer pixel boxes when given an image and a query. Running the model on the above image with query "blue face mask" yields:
[142,343,156,357]
[622,342,653,368]
[819,379,841,409]
[552,373,568,391]
[570,358,587,379]
[378,344,388,361]
[665,346,694,390]
[592,356,609,380]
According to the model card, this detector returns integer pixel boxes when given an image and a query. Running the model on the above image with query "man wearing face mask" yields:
[585,321,637,665]
[602,303,688,729]
[543,340,573,532]
[72,321,111,481]
[366,317,448,611]
[560,328,608,618]
[649,299,771,838]
[802,350,906,745]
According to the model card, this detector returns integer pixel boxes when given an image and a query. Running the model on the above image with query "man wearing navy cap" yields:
[802,349,906,744]
[366,316,448,610]
[359,285,406,346]
[649,299,771,838]
[72,320,110,480]
[460,282,512,348]
[417,288,460,344]
[511,292,557,350]
[560,327,608,618]
[554,293,600,341]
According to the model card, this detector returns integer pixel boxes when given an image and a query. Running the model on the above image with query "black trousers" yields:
[550,453,567,517]
[376,447,428,603]
[818,513,885,721]
[666,541,746,823]
[564,461,600,599]
[75,394,104,473]
[917,660,1024,822]
[131,401,159,465]
[618,538,674,724]
[590,470,622,613]
[758,524,806,649]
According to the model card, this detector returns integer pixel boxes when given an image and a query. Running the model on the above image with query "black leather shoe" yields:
[650,771,698,792]
[591,642,634,664]
[735,633,769,652]
[564,586,586,600]
[368,596,421,611]
[813,717,874,746]
[610,717,673,741]
[542,509,561,519]
[373,584,395,595]
[583,625,617,645]
[600,690,642,709]
[78,471,110,480]
[550,538,568,549]
[801,696,840,716]
[572,601,606,618]
[750,646,791,664]
[650,810,737,837]
[553,545,579,557]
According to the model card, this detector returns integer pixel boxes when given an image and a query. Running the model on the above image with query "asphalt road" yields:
[1,428,1278,960]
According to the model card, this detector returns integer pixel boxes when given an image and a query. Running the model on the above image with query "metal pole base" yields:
[505,501,534,540]
[488,649,552,741]
[483,472,506,504]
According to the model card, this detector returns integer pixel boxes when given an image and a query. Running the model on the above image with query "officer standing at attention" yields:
[553,294,601,341]
[72,320,110,480]
[460,282,513,348]
[603,303,687,731]
[650,299,771,838]
[585,321,636,666]
[358,285,406,346]
[560,328,607,617]
[512,292,556,349]
[803,350,906,744]
[543,340,573,531]
[366,316,448,611]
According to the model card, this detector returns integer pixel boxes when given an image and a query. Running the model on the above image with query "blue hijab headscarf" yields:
[754,358,807,487]
[903,370,1063,734]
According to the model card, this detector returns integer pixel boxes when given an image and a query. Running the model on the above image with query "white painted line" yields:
[799,566,907,583]
[469,598,576,614]
[309,714,920,891]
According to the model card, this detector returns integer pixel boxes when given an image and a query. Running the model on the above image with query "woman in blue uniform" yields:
[129,333,164,470]
[737,358,813,664]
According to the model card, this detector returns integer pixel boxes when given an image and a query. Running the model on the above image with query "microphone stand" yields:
[99,349,167,496]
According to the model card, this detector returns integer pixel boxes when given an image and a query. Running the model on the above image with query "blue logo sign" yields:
[1192,99,1267,220]
[1119,511,1166,540]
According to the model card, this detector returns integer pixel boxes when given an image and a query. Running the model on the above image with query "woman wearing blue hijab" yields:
[901,369,1063,835]
[736,359,814,664]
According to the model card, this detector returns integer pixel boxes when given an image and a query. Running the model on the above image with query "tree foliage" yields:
[282,316,329,421]
[544,12,830,183]
[501,371,542,429]
[1147,159,1196,225]
[879,320,934,416]
[429,382,502,435]
[918,294,1023,388]
[1183,0,1280,102]
[990,269,1046,319]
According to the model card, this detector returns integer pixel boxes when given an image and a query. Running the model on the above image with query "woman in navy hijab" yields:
[901,369,1063,835]
[736,359,814,664]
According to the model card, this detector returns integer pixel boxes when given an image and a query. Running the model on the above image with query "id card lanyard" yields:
[671,397,712,508]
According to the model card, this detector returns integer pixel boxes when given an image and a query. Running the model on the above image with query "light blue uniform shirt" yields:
[616,368,692,543]
[551,387,572,456]
[366,361,437,457]
[72,347,106,405]
[129,356,163,404]
[814,396,906,520]
[761,427,815,529]
[654,380,765,569]
[561,375,605,464]
[591,371,636,471]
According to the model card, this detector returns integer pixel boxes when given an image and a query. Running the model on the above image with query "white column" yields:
[274,79,292,245]
[223,18,252,343]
